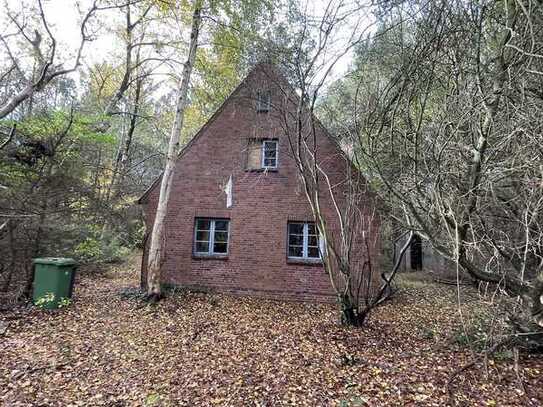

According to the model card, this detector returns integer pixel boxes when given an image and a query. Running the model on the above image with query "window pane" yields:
[307,224,317,234]
[195,241,209,253]
[213,242,228,254]
[257,91,271,112]
[214,220,229,231]
[196,219,210,231]
[308,235,318,247]
[196,231,209,241]
[308,247,320,258]
[262,141,277,168]
[264,145,277,155]
[289,223,304,235]
[289,234,303,246]
[289,246,303,258]
[214,231,228,243]
[194,218,230,256]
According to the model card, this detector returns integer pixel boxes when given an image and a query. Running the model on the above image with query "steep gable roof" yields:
[137,64,266,204]
[137,62,353,204]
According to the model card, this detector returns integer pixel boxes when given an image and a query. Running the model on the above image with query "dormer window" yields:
[246,138,279,171]
[262,140,278,169]
[256,90,271,113]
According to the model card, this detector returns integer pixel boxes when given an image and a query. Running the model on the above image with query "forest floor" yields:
[1,255,542,406]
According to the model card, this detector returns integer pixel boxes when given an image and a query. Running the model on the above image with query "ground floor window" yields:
[194,218,229,256]
[287,222,323,260]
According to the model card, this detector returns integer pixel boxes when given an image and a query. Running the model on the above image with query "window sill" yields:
[286,258,323,267]
[244,168,278,173]
[192,254,229,261]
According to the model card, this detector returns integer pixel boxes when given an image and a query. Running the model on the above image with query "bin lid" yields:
[33,257,78,266]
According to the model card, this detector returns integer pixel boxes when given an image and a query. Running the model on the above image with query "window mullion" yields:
[303,223,308,259]
[209,221,215,255]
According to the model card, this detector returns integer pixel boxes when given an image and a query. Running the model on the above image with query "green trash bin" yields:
[33,258,77,309]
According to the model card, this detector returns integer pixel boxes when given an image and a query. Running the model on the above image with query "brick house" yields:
[139,63,380,302]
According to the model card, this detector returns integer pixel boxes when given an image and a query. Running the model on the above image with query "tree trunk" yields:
[146,3,202,301]
[2,220,16,292]
[340,294,363,327]
[113,74,143,200]
[100,72,144,240]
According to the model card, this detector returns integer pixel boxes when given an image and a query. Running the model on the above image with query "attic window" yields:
[262,140,278,169]
[256,90,271,113]
[246,138,278,170]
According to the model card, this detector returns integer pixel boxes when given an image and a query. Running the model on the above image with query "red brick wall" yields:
[140,64,380,303]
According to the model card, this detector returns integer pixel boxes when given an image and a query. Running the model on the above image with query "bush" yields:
[451,312,492,350]
[74,237,103,262]
[74,234,131,264]
[450,307,511,351]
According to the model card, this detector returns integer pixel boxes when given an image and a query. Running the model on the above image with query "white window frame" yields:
[287,222,325,261]
[194,218,230,256]
[261,140,278,169]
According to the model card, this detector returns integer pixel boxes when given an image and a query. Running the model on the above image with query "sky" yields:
[19,0,119,65]
[47,1,118,61]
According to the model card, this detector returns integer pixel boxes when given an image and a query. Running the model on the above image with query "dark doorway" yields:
[410,234,423,271]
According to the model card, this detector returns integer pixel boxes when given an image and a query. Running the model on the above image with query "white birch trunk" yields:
[146,3,202,299]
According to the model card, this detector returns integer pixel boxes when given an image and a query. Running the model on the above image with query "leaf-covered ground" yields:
[1,259,542,406]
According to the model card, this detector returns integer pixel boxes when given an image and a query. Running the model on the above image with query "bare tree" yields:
[262,0,415,325]
[103,1,153,116]
[343,0,543,345]
[0,0,143,120]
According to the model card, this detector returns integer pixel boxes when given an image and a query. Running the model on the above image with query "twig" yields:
[447,339,511,404]
[434,278,471,286]
[513,347,527,395]
[0,124,16,150]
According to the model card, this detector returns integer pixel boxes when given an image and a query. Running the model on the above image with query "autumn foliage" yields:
[1,258,541,406]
